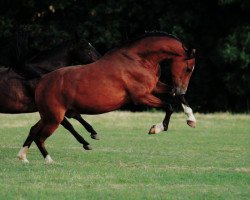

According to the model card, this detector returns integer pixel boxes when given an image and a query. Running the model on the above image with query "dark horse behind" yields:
[18,31,196,163]
[0,30,102,153]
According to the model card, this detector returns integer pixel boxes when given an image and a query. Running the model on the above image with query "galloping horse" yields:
[18,32,196,163]
[0,34,101,145]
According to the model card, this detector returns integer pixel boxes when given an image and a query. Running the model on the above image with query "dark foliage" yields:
[0,0,249,112]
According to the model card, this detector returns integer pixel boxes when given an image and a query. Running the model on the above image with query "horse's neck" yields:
[27,44,71,70]
[120,46,167,74]
[129,37,183,62]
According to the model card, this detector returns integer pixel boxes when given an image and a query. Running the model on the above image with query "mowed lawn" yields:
[0,112,249,200]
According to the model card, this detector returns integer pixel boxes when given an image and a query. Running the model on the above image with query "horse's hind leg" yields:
[60,118,92,150]
[33,122,60,164]
[17,120,42,163]
[33,118,92,164]
[66,112,99,140]
[72,114,99,140]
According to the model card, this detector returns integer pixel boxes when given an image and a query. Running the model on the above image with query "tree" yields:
[0,0,249,112]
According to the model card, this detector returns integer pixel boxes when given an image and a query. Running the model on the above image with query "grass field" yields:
[0,112,249,200]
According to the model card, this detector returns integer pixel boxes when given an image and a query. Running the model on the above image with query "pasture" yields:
[0,112,249,199]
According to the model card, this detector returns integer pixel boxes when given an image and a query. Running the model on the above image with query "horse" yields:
[0,32,102,149]
[18,32,196,163]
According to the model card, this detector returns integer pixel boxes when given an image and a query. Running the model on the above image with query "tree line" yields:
[0,0,249,112]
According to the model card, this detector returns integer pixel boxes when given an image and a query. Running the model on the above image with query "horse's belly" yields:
[71,91,128,114]
[62,74,129,114]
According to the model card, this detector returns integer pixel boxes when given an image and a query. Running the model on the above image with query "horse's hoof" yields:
[18,158,29,163]
[45,155,54,164]
[83,145,92,150]
[148,123,165,134]
[187,120,196,128]
[91,134,100,140]
[148,125,157,134]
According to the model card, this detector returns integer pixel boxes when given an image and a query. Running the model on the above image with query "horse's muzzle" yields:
[174,87,187,96]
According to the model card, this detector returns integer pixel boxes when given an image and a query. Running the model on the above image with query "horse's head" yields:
[119,31,196,96]
[170,48,196,96]
[70,34,101,64]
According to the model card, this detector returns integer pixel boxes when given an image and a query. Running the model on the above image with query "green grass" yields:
[0,112,249,200]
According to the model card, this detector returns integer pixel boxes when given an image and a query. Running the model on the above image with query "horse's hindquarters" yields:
[0,91,37,113]
[0,72,37,113]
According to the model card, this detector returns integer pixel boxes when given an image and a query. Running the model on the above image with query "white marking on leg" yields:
[182,103,196,122]
[149,122,165,134]
[154,122,165,134]
[45,155,54,164]
[17,146,29,163]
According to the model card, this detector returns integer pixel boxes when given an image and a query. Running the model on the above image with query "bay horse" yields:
[18,32,196,163]
[0,33,102,146]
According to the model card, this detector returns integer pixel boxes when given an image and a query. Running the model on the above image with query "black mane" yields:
[138,31,182,42]
[7,40,74,79]
[123,31,183,47]
[117,31,194,60]
[27,40,72,63]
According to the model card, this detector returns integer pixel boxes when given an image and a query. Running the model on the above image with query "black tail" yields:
[8,27,29,68]
[8,27,42,79]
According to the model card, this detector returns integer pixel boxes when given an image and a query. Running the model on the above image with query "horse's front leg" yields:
[149,81,196,134]
[148,104,174,134]
[152,81,173,94]
[130,91,173,134]
[177,95,196,128]
[149,81,174,134]
[149,95,196,134]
